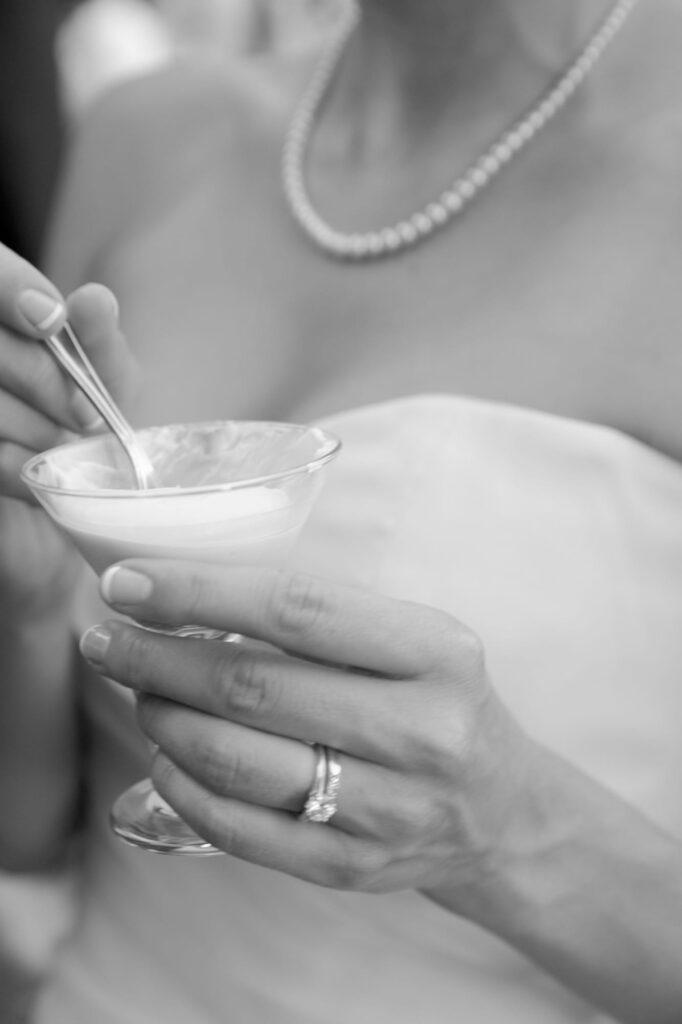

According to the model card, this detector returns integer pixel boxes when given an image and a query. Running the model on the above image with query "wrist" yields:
[422,735,559,926]
[424,743,682,1024]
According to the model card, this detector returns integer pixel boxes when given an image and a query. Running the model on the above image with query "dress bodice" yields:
[34,395,682,1024]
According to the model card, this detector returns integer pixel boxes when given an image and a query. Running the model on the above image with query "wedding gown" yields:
[32,395,682,1024]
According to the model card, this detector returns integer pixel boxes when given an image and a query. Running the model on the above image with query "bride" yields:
[1,1,681,1021]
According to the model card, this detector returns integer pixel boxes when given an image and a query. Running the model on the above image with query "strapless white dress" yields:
[32,395,682,1024]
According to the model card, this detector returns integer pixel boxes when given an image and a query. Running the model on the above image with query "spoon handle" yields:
[45,322,156,489]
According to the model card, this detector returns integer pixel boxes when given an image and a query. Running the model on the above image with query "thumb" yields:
[0,242,67,337]
[67,282,140,408]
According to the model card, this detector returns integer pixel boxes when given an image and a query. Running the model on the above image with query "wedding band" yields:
[299,744,342,824]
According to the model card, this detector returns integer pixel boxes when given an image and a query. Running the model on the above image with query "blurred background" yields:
[0,3,344,1021]
[0,0,344,265]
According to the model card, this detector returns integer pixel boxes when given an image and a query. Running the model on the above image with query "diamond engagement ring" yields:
[300,744,342,824]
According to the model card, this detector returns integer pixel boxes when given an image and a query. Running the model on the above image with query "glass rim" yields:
[20,419,342,500]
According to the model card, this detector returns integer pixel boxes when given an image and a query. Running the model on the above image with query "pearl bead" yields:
[412,212,433,235]
[505,130,524,152]
[397,222,418,245]
[441,191,463,213]
[482,155,500,176]
[381,228,402,251]
[333,237,353,259]
[427,203,449,225]
[348,235,369,258]
[458,179,476,201]
[493,141,514,165]
[282,0,637,261]
[367,232,384,255]
[528,111,545,133]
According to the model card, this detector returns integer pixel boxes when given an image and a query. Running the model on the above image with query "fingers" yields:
[67,284,139,407]
[0,314,109,433]
[0,242,134,432]
[0,442,42,501]
[139,701,315,813]
[80,621,415,764]
[0,330,77,428]
[0,267,132,468]
[0,390,73,500]
[0,279,137,484]
[0,390,70,453]
[0,242,66,338]
[99,561,460,678]
[138,695,429,847]
[150,751,388,891]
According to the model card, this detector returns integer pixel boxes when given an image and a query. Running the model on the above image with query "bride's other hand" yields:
[80,558,533,901]
[0,242,137,616]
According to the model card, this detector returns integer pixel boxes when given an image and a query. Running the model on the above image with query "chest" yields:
[100,151,681,452]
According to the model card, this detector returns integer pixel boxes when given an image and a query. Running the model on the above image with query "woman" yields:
[1,0,681,1021]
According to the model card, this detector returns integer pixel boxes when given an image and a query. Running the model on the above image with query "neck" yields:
[356,0,618,74]
[330,0,620,143]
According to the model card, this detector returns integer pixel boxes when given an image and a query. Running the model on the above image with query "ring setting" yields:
[300,743,341,824]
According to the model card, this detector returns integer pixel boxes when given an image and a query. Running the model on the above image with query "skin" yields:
[0,0,681,1018]
[81,558,682,1024]
[0,263,133,867]
[45,0,682,448]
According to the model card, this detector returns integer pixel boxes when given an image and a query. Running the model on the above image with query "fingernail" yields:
[79,624,112,667]
[101,565,153,605]
[17,289,65,332]
[70,391,105,431]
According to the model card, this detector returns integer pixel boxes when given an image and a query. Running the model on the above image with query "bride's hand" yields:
[80,560,536,902]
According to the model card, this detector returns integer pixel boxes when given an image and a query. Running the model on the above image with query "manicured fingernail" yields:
[16,289,65,332]
[101,565,153,605]
[79,624,112,667]
[70,390,105,431]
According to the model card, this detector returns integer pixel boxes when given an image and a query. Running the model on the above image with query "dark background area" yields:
[0,0,81,264]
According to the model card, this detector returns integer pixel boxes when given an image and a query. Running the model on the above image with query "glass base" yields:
[110,778,223,856]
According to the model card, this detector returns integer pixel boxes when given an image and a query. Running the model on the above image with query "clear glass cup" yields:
[22,420,341,855]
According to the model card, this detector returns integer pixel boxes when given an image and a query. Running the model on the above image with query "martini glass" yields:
[21,419,340,855]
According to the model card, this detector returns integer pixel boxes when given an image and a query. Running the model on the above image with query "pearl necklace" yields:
[282,0,639,261]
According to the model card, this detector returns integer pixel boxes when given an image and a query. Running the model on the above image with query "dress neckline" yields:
[317,391,682,479]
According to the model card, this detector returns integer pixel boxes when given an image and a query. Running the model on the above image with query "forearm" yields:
[0,612,81,871]
[425,743,682,1024]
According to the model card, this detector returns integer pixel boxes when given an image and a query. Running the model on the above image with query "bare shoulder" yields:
[45,51,313,290]
[625,0,682,137]
[608,0,682,463]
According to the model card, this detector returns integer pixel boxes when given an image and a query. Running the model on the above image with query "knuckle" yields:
[453,622,486,676]
[221,649,280,718]
[409,606,459,673]
[401,790,444,841]
[325,841,390,893]
[267,571,329,641]
[204,742,244,796]
[369,773,440,846]
[402,693,468,776]
[425,610,486,679]
[120,627,156,688]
